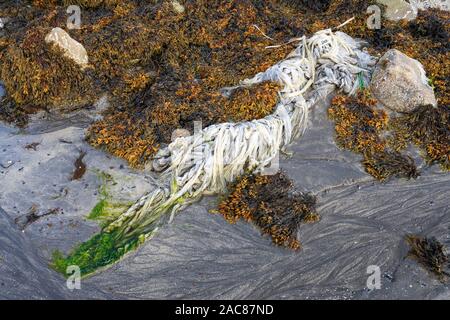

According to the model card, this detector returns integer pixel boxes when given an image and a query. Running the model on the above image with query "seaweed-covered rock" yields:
[1,26,94,110]
[45,27,88,68]
[370,49,437,113]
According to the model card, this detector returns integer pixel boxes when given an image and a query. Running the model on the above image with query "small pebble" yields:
[0,160,15,169]
[383,272,394,282]
[172,0,185,14]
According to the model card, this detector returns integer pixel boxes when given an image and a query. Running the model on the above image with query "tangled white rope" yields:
[105,29,377,245]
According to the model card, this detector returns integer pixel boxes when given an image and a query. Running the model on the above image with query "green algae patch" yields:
[52,229,144,277]
[87,199,133,228]
[51,170,139,277]
[86,170,133,226]
[52,202,170,277]
[52,184,191,276]
[87,199,108,221]
[52,169,187,277]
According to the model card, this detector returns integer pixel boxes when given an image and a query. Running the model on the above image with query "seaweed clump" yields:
[32,1,121,9]
[362,150,418,181]
[86,111,159,167]
[328,91,448,180]
[390,105,450,171]
[217,171,319,250]
[406,235,449,280]
[328,90,419,181]
[281,0,332,12]
[408,11,449,50]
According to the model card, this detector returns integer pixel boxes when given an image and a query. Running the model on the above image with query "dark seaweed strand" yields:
[406,235,450,281]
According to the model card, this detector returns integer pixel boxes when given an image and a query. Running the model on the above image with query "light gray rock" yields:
[0,82,5,99]
[376,0,450,23]
[171,128,190,140]
[370,49,437,113]
[172,0,185,14]
[0,17,10,29]
[45,27,89,68]
[412,0,450,11]
[377,0,417,21]
[0,160,15,169]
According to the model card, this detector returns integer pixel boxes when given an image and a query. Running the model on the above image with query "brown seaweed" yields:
[24,142,40,151]
[327,90,431,181]
[390,105,450,171]
[363,150,419,182]
[406,235,449,280]
[328,90,420,181]
[281,0,332,12]
[217,171,319,250]
[14,205,61,231]
[70,150,86,180]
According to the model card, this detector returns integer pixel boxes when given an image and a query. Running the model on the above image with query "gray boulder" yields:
[370,49,437,113]
[377,0,417,21]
